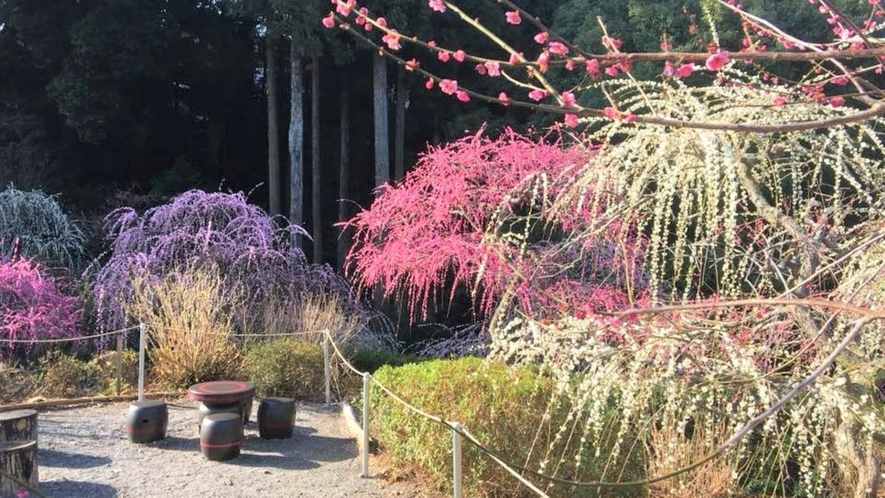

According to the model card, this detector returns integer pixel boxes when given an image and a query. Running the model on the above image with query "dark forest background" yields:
[0,0,867,267]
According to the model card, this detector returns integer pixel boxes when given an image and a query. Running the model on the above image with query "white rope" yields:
[1,325,138,344]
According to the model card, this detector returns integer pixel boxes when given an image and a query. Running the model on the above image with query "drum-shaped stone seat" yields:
[200,413,243,461]
[257,397,295,440]
[197,402,244,430]
[126,400,168,444]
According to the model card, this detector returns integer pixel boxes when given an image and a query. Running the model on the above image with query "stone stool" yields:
[126,400,168,443]
[200,413,243,461]
[197,402,243,430]
[257,397,295,439]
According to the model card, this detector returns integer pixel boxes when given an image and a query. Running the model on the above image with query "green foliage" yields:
[344,347,422,374]
[0,361,33,403]
[0,185,84,268]
[88,349,140,395]
[37,352,92,398]
[244,339,325,401]
[371,358,645,498]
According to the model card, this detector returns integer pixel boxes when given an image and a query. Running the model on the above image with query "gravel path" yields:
[36,399,435,498]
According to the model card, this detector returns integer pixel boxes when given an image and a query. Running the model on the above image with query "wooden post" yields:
[0,440,38,497]
[115,332,123,396]
[0,411,36,443]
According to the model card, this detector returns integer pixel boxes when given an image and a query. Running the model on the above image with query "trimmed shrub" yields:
[244,339,324,401]
[88,349,139,395]
[0,257,83,359]
[344,347,422,374]
[0,361,33,403]
[0,185,85,268]
[371,358,645,498]
[37,353,93,398]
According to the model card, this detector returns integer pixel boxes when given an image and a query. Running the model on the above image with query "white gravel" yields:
[35,399,433,498]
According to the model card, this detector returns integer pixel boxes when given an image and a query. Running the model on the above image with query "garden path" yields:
[36,399,438,497]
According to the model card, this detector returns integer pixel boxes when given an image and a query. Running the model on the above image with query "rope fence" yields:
[321,328,555,497]
[5,321,705,497]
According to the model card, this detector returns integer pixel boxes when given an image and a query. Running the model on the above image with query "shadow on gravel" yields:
[39,448,111,469]
[40,480,117,497]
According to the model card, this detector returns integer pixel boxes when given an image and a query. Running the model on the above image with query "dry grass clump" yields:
[127,265,243,388]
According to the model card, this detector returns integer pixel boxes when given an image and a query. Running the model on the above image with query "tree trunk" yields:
[372,54,389,189]
[372,54,390,308]
[0,440,37,498]
[289,41,304,244]
[0,411,36,443]
[337,76,351,271]
[395,66,406,181]
[266,35,281,217]
[311,55,322,264]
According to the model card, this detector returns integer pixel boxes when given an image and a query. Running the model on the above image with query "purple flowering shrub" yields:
[92,189,360,333]
[0,257,83,358]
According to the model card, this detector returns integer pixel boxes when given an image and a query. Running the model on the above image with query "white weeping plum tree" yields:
[329,0,885,496]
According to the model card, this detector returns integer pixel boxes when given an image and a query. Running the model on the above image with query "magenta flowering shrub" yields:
[92,189,359,332]
[345,129,648,322]
[0,257,83,357]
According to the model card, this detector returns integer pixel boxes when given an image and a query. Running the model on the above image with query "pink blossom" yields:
[602,36,622,52]
[484,61,501,76]
[428,0,446,13]
[355,7,368,25]
[505,11,521,25]
[509,52,521,65]
[564,113,579,127]
[773,94,786,106]
[455,90,470,102]
[376,17,387,28]
[705,51,730,71]
[528,89,547,101]
[548,41,569,55]
[439,79,458,95]
[453,50,466,62]
[14,488,29,498]
[565,59,575,71]
[322,13,335,29]
[498,92,510,105]
[335,0,354,16]
[585,58,600,76]
[382,30,402,51]
[474,63,486,75]
[674,63,696,79]
[604,64,619,77]
[405,59,418,71]
[537,50,549,72]
[561,91,576,107]
[829,95,845,106]
[534,32,549,44]
[438,51,450,62]
[604,106,618,119]
[662,60,674,77]
[425,78,434,90]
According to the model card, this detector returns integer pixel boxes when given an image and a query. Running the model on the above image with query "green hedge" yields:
[244,339,325,400]
[370,357,646,498]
